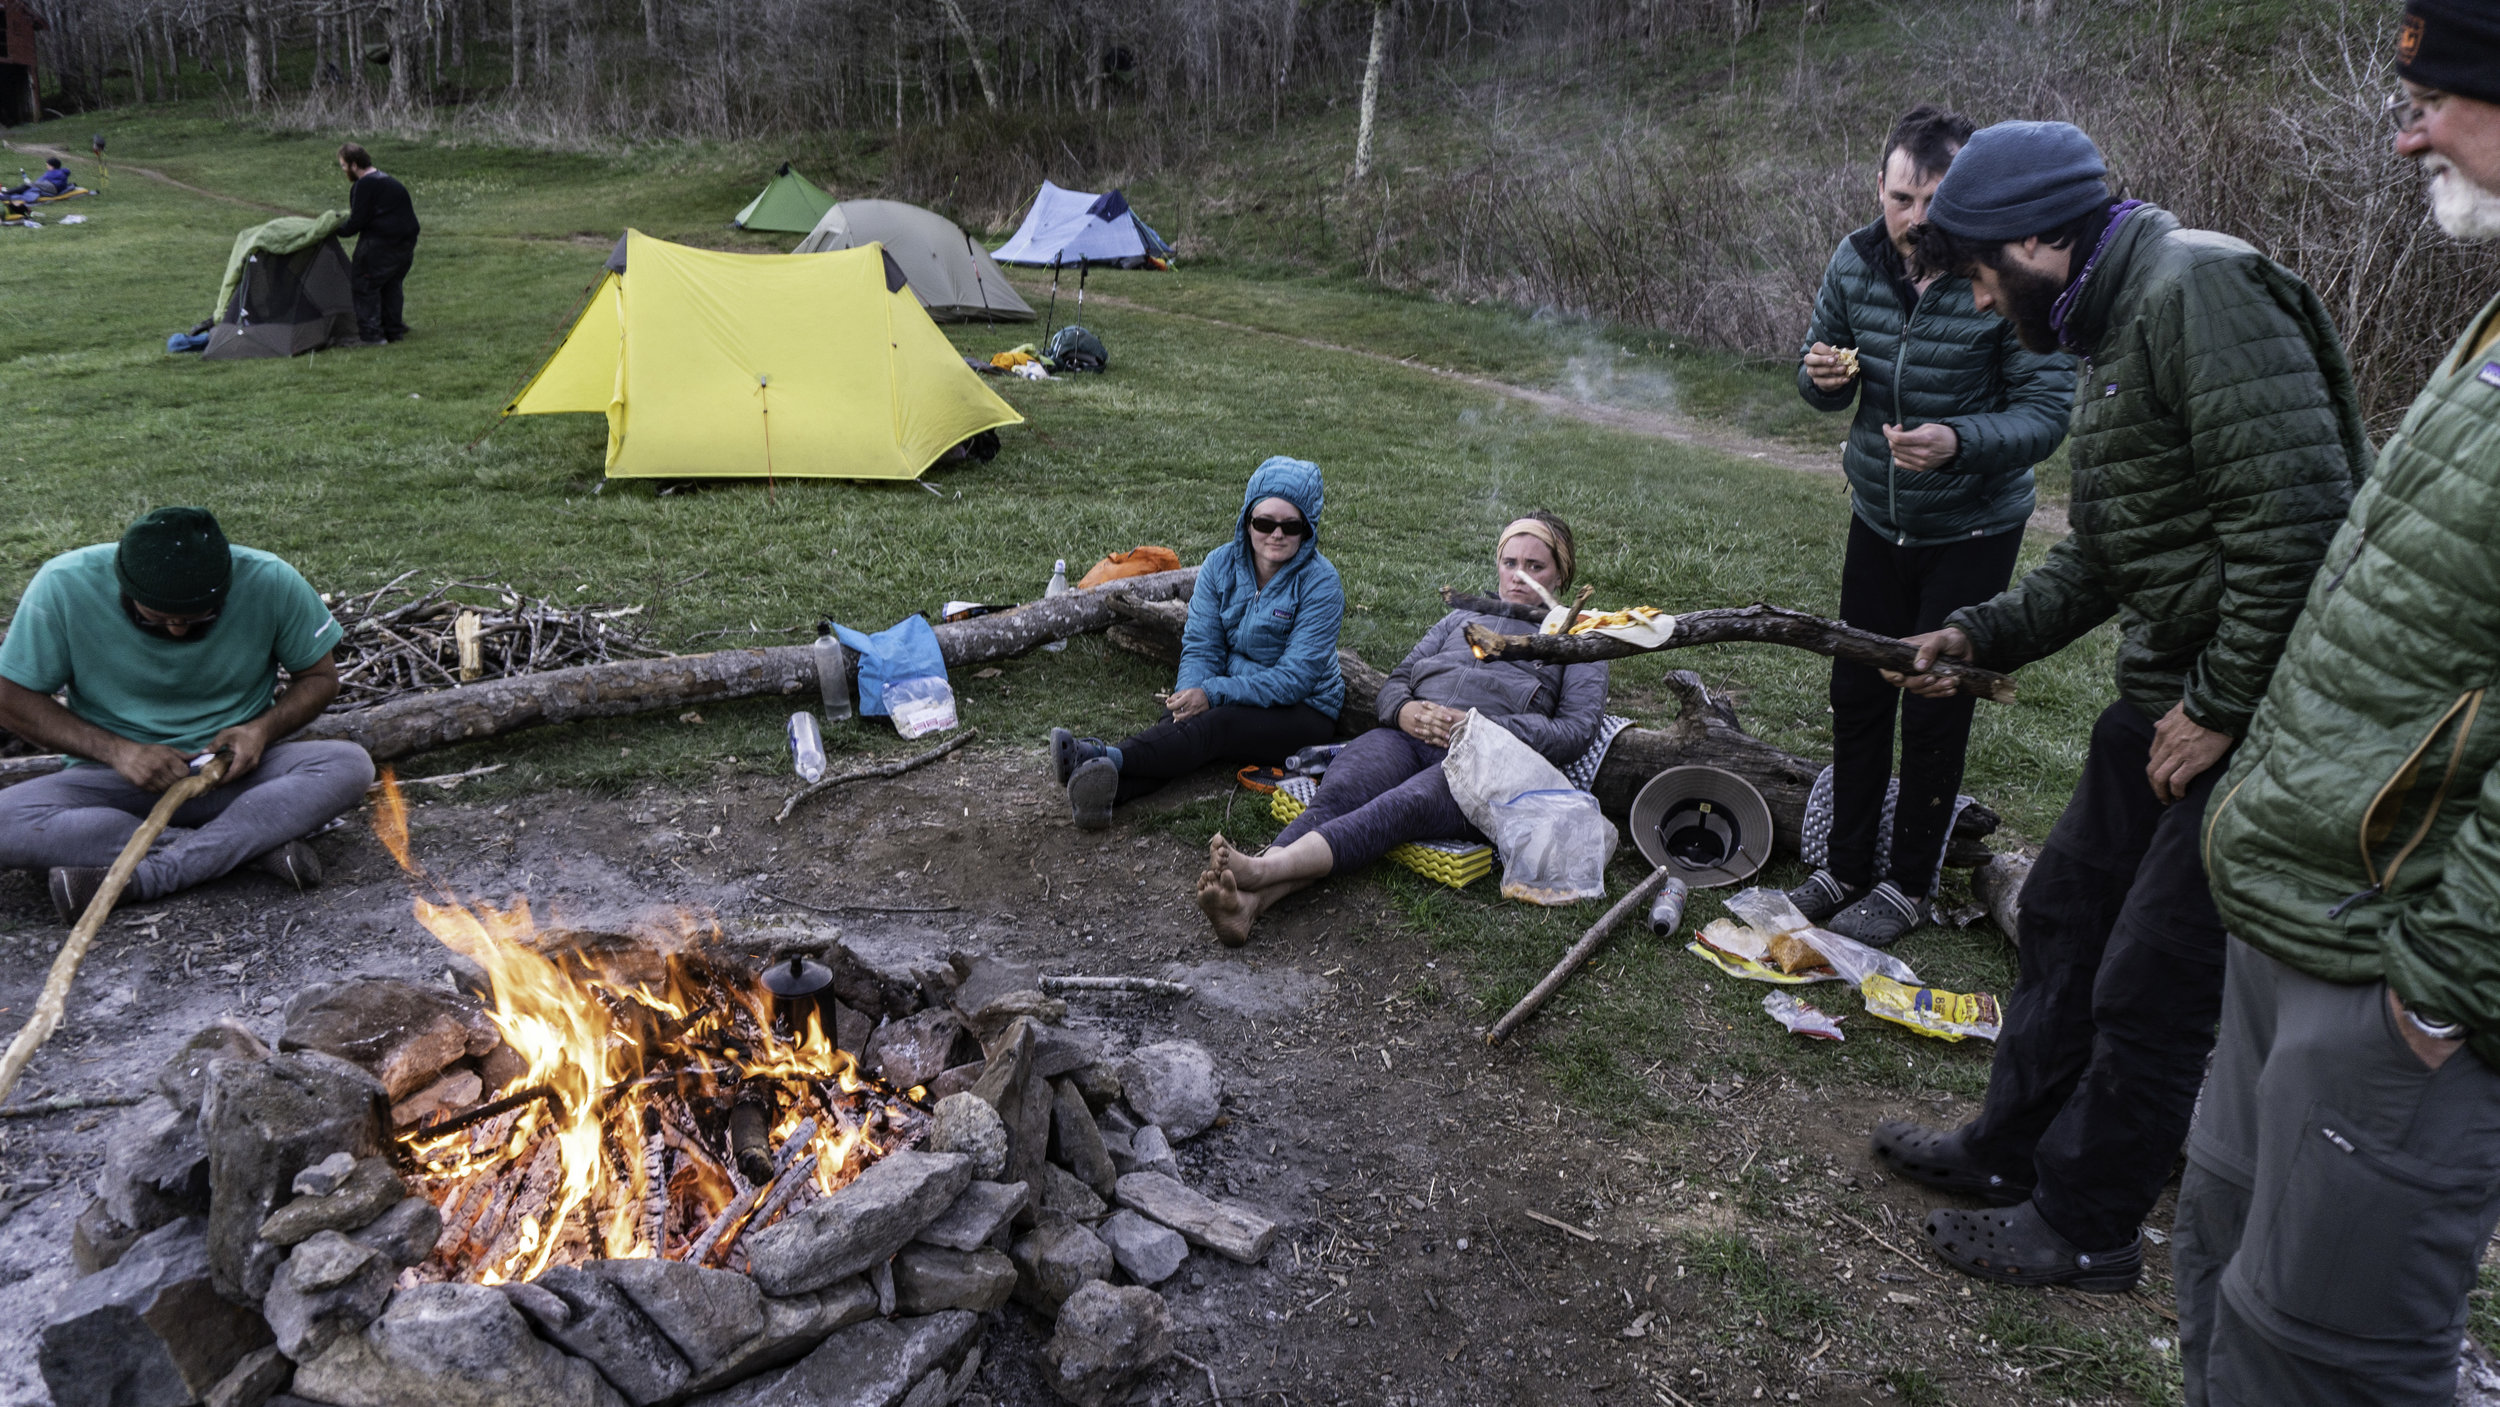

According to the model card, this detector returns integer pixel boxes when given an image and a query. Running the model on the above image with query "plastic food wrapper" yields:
[1491,788,1617,906]
[1860,974,2001,1042]
[1762,991,1845,1041]
[883,675,958,739]
[1686,919,1842,985]
[1715,887,2001,1042]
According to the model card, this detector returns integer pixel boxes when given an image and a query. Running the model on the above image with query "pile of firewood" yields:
[323,575,672,708]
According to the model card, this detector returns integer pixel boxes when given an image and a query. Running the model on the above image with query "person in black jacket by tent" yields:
[335,142,419,345]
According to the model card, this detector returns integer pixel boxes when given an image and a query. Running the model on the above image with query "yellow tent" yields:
[507,230,1022,481]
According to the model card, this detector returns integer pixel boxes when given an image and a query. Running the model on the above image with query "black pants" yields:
[351,235,416,341]
[1958,701,2231,1250]
[1112,703,1336,806]
[1827,516,2023,895]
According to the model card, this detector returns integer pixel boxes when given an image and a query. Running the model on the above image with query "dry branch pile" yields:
[324,575,673,709]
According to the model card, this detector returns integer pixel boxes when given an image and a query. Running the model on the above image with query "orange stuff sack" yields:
[1076,546,1182,589]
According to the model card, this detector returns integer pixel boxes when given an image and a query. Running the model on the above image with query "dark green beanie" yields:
[116,507,232,614]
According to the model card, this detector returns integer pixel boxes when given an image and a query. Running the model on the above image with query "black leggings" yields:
[1827,514,2024,894]
[1112,703,1337,806]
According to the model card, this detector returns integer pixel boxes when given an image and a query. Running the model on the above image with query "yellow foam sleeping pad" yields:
[1269,777,1493,890]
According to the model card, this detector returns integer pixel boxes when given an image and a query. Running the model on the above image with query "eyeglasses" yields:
[2388,88,2441,133]
[1248,516,1309,538]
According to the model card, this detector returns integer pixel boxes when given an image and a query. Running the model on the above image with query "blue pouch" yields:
[167,331,211,353]
[827,615,947,718]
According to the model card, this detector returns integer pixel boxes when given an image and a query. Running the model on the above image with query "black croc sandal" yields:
[1922,1202,2142,1293]
[1870,1120,2032,1205]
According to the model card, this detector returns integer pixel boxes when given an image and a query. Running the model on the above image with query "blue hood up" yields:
[1236,455,1324,564]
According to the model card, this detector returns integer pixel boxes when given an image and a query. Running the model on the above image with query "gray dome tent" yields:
[205,238,358,359]
[793,199,1033,323]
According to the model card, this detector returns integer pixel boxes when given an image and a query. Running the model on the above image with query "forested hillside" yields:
[36,0,2493,422]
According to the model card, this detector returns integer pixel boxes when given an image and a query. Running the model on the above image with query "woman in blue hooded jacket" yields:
[1048,457,1346,829]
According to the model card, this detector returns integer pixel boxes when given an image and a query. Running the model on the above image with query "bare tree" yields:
[1353,0,1389,179]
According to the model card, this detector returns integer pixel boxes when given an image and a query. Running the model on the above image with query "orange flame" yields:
[372,771,918,1281]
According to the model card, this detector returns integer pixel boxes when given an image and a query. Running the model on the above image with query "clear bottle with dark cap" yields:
[813,620,851,723]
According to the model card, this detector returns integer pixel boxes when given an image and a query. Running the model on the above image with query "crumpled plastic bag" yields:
[1763,991,1845,1041]
[1490,788,1616,905]
[1703,886,2001,1042]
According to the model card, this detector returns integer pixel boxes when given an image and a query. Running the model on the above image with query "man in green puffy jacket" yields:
[1875,121,2369,1296]
[2184,5,2500,1402]
[1789,103,2074,946]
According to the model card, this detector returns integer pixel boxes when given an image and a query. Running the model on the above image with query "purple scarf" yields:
[2048,199,2148,353]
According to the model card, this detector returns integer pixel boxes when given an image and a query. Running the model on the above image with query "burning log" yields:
[1442,589,2017,702]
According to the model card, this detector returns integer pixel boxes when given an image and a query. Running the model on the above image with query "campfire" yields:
[372,773,929,1286]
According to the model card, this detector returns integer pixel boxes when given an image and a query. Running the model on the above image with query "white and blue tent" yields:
[991,181,1173,269]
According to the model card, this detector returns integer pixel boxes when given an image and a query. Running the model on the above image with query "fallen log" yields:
[1443,591,2017,703]
[1101,623,1998,866]
[0,570,1200,784]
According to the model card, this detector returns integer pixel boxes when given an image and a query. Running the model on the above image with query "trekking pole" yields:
[964,230,995,324]
[1077,258,1089,313]
[1044,260,1061,340]
[0,753,229,1105]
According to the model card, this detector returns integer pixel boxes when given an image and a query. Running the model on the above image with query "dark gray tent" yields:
[205,239,359,359]
[794,200,1034,322]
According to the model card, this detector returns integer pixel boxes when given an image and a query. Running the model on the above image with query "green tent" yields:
[731,163,836,234]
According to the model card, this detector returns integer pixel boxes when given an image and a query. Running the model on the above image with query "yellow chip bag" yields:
[1859,974,2002,1042]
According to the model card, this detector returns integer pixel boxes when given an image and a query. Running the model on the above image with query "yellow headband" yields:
[1497,517,1572,585]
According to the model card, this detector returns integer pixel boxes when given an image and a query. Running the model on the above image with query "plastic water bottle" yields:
[813,621,851,722]
[1042,559,1070,652]
[786,712,827,784]
[1647,876,1691,936]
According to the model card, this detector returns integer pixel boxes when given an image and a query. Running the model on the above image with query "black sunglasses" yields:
[1248,516,1310,538]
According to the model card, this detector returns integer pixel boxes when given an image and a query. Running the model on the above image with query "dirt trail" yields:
[1077,290,2074,538]
[3,140,306,216]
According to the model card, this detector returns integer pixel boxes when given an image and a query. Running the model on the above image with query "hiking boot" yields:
[1871,1119,2032,1205]
[1923,1201,2143,1293]
[1825,881,1928,947]
[1067,758,1118,831]
[1785,868,1863,924]
[1048,727,1113,787]
[47,866,107,924]
[252,839,324,891]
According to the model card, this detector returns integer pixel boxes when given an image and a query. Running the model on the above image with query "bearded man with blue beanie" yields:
[1867,120,2370,1297]
[1047,457,1345,829]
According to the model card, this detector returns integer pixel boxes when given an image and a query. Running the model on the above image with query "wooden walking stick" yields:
[1487,863,1678,1047]
[0,753,228,1105]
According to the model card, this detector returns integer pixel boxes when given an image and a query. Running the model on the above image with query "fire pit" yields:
[40,777,1280,1407]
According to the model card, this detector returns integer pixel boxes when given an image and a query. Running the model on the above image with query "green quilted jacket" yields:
[1799,221,2075,546]
[2207,295,2500,1054]
[1947,206,2370,738]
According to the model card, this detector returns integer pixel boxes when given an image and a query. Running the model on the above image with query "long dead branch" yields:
[773,729,983,824]
[1443,591,2016,703]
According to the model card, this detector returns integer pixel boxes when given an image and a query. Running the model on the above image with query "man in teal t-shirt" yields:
[0,508,374,920]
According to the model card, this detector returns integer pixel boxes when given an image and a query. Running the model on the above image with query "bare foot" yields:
[1209,832,1275,889]
[1196,843,1256,948]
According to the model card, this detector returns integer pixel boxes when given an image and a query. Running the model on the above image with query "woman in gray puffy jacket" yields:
[1195,511,1609,947]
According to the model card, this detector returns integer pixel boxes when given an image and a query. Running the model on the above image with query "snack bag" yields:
[1859,974,2002,1042]
[1762,991,1845,1041]
[1685,919,1842,985]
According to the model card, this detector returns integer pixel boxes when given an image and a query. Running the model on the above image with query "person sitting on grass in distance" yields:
[1194,513,1607,947]
[1049,456,1344,829]
[0,508,376,921]
[4,158,71,199]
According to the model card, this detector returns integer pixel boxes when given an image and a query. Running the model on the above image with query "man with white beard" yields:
[2178,4,2500,1403]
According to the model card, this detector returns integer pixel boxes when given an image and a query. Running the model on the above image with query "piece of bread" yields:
[1766,930,1833,976]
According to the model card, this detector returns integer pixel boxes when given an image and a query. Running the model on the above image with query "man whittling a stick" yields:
[0,507,373,919]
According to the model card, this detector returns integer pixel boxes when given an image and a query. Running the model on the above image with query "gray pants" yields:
[2175,937,2500,1406]
[0,741,374,900]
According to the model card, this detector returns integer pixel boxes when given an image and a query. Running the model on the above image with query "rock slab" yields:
[1097,1210,1188,1286]
[99,1095,212,1233]
[260,1157,407,1247]
[866,1008,964,1091]
[1044,1281,1172,1407]
[1009,1220,1115,1314]
[264,1231,394,1362]
[281,980,480,1100]
[891,1245,1018,1315]
[679,1279,878,1396]
[1050,1080,1117,1196]
[1113,1172,1276,1264]
[1117,1042,1221,1140]
[292,1281,625,1407]
[200,1051,386,1302]
[745,1150,972,1297]
[694,1311,979,1407]
[914,1179,1028,1252]
[924,1093,1007,1181]
[528,1266,692,1406]
[40,1218,274,1407]
[582,1257,765,1375]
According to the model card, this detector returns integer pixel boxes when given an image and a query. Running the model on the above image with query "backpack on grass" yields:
[1045,325,1109,374]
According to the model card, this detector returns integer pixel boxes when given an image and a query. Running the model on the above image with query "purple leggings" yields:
[1273,728,1480,874]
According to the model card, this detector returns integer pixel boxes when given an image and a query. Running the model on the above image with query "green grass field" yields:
[1,108,2119,1117]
